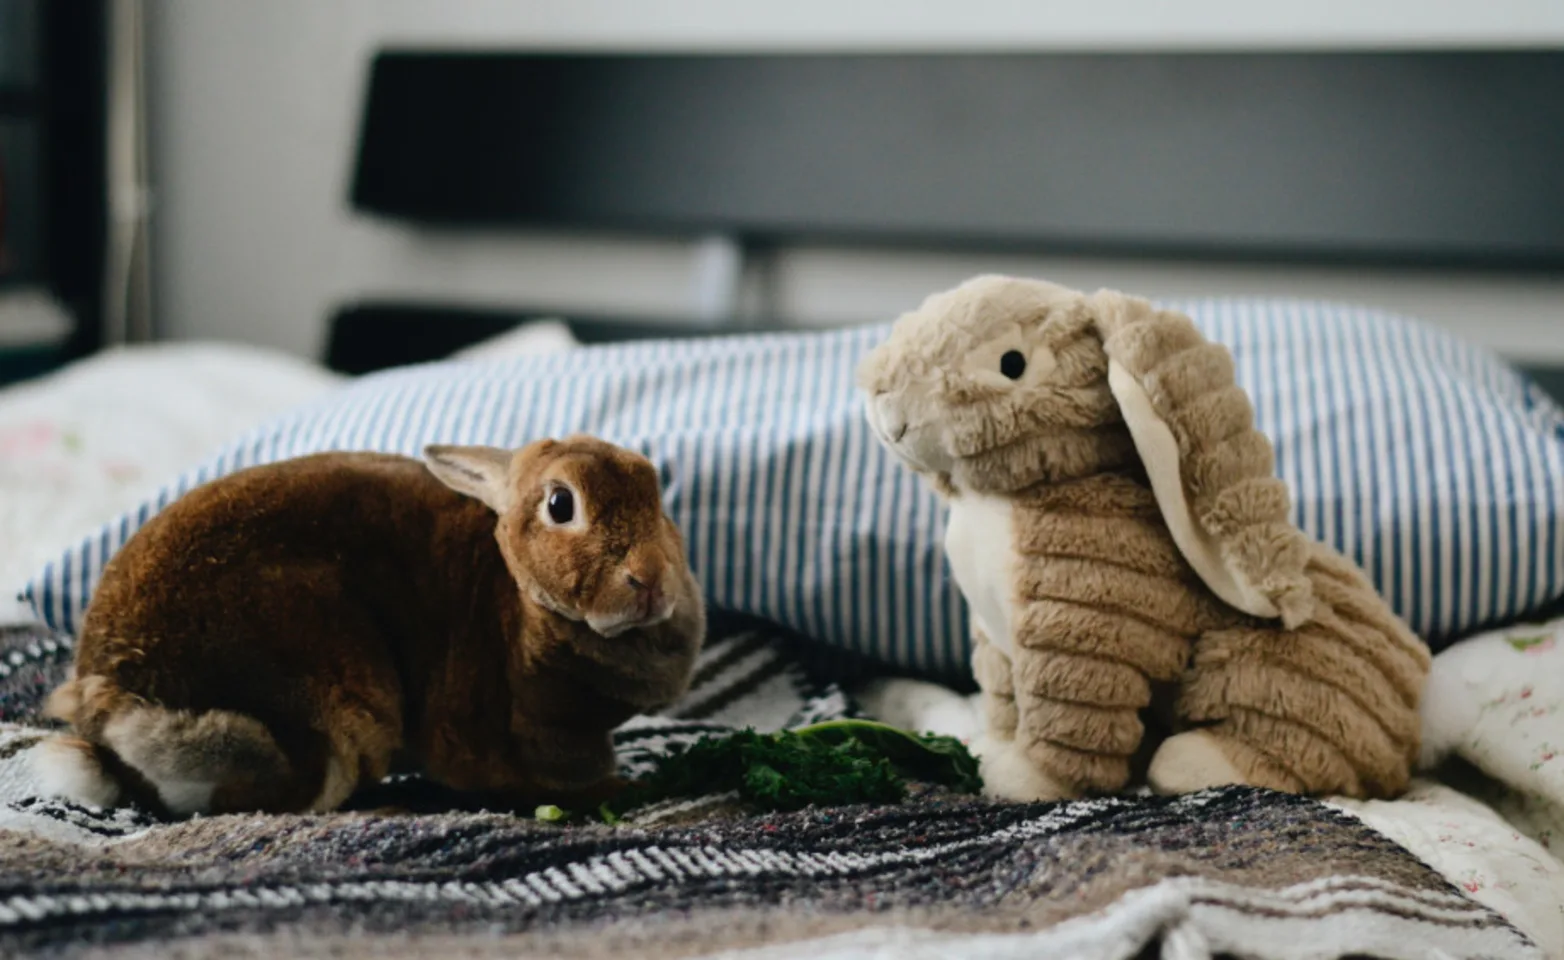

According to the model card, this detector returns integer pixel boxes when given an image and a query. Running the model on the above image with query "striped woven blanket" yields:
[0,620,1541,960]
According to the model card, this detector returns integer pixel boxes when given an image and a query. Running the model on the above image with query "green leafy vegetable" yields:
[601,720,981,821]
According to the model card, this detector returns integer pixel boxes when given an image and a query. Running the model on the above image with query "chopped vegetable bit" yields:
[599,720,981,822]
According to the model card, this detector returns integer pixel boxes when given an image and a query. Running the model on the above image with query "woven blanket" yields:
[0,621,1541,960]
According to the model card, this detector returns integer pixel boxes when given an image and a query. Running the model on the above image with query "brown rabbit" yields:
[33,436,704,816]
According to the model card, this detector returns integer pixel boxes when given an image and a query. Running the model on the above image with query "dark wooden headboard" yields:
[351,49,1564,265]
[335,48,1564,396]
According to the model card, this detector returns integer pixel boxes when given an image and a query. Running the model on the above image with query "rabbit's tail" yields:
[34,675,294,816]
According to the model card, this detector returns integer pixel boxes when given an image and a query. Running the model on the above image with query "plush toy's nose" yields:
[865,395,908,444]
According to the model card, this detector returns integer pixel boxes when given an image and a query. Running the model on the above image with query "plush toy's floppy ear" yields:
[424,445,515,513]
[1087,290,1315,628]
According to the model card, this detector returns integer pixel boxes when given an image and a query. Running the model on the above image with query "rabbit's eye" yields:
[1000,350,1027,380]
[546,488,575,525]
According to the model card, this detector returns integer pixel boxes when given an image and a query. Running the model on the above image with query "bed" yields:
[2,47,1564,960]
[0,318,1561,958]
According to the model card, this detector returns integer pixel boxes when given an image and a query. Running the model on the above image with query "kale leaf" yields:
[599,719,982,821]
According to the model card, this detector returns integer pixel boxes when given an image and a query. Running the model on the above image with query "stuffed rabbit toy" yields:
[859,275,1429,801]
[36,436,704,816]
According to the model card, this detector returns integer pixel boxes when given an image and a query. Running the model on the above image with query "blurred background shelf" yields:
[0,0,106,387]
[0,88,36,116]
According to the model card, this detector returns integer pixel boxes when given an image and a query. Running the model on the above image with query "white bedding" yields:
[3,326,1562,956]
[0,343,343,620]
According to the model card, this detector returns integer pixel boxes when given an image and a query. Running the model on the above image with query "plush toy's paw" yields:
[1147,730,1251,794]
[972,736,1076,802]
[854,678,983,742]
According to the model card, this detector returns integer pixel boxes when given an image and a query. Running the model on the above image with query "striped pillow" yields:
[24,300,1564,679]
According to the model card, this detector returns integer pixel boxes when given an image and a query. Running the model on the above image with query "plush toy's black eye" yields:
[546,488,575,524]
[1000,350,1027,380]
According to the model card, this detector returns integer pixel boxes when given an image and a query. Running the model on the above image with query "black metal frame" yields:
[323,299,1564,407]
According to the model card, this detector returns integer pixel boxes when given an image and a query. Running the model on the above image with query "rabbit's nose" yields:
[627,570,663,597]
[627,571,664,616]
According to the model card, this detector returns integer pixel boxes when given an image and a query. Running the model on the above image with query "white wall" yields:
[146,0,1564,362]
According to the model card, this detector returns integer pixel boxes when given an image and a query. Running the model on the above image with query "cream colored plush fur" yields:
[859,275,1430,801]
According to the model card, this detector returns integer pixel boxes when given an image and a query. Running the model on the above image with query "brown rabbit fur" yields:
[859,275,1430,802]
[35,436,705,817]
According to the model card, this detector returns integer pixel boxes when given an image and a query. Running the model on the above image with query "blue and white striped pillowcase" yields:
[24,300,1564,678]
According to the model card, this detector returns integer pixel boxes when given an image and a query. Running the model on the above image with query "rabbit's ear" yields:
[424,444,515,513]
[1087,290,1315,627]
